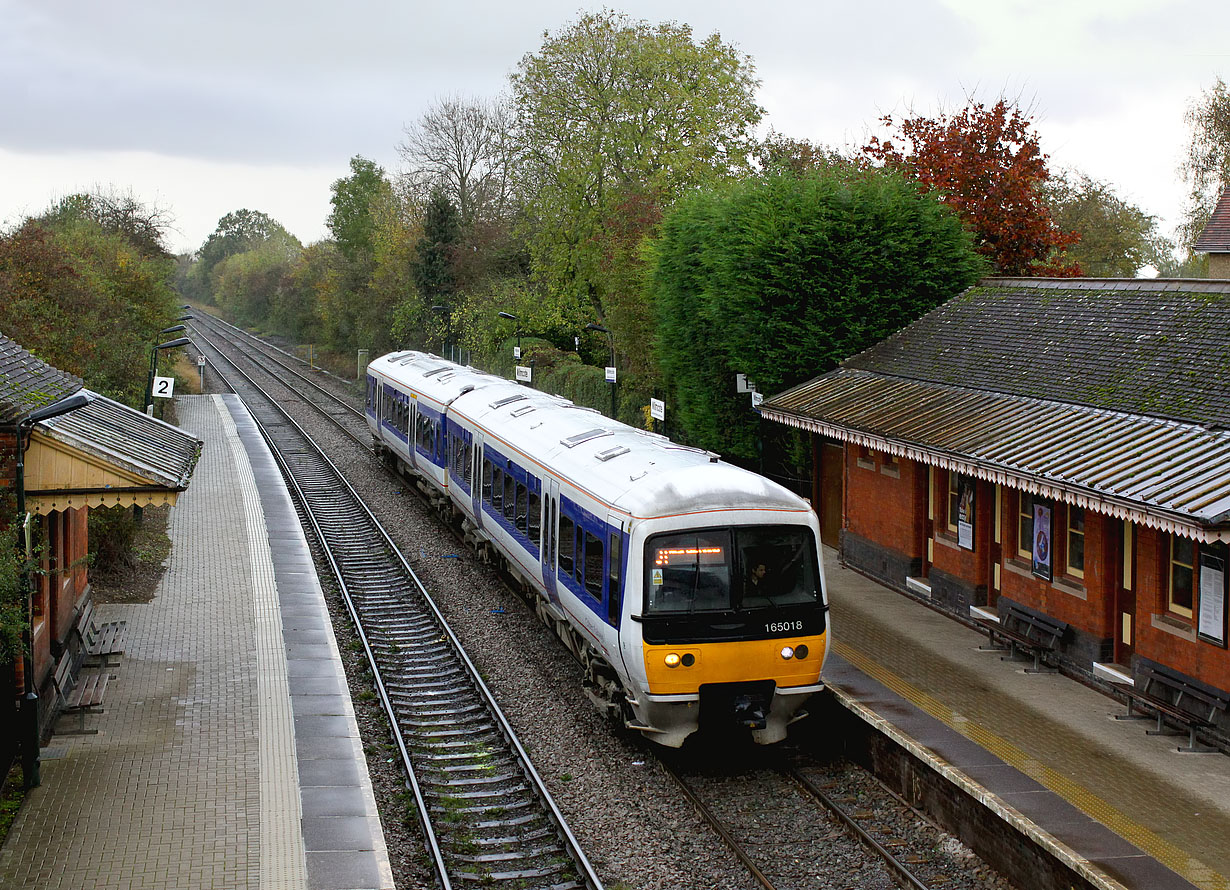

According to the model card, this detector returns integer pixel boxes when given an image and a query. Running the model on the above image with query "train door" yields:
[407,399,419,470]
[542,478,560,602]
[470,439,483,525]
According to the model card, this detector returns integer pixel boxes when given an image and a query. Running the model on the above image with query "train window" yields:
[491,469,504,510]
[607,532,622,624]
[559,514,575,575]
[464,441,474,486]
[528,490,541,544]
[584,531,603,599]
[482,459,493,503]
[515,483,528,534]
[503,473,517,520]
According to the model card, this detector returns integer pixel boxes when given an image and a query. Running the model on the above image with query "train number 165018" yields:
[765,620,804,634]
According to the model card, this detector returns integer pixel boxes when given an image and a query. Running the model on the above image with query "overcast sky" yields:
[1,0,1225,258]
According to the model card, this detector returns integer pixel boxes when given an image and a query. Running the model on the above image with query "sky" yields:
[1,0,1226,258]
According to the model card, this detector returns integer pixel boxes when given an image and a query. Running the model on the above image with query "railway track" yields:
[188,320,603,890]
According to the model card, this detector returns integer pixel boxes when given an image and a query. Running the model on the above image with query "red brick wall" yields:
[845,449,922,562]
[1134,526,1230,691]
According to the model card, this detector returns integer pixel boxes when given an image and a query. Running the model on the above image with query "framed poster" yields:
[956,475,975,550]
[1198,547,1227,648]
[1032,501,1053,581]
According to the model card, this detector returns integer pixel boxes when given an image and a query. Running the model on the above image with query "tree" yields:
[864,99,1078,275]
[1044,171,1173,277]
[399,95,516,228]
[188,209,297,302]
[328,156,391,266]
[755,131,848,175]
[39,190,174,261]
[414,189,461,307]
[649,167,985,459]
[1178,77,1230,253]
[509,11,763,328]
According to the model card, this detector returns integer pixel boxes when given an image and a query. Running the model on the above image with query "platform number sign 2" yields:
[152,376,175,399]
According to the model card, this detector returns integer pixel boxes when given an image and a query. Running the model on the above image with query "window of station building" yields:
[1066,506,1085,578]
[559,514,576,575]
[1017,492,1036,560]
[1169,534,1195,619]
[946,472,960,534]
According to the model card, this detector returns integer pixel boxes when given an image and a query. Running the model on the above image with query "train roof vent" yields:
[561,428,613,448]
[459,385,474,395]
[491,394,528,408]
[421,365,452,377]
[510,405,536,417]
[396,354,420,365]
[594,445,630,462]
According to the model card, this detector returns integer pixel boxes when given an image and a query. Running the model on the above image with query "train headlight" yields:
[795,644,809,659]
[681,653,695,667]
[780,646,795,660]
[665,653,681,668]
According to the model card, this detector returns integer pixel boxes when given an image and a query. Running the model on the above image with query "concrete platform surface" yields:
[824,547,1230,890]
[0,395,393,890]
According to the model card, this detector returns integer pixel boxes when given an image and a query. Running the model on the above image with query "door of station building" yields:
[819,442,843,547]
[1114,519,1136,665]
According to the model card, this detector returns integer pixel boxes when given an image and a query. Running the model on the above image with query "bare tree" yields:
[399,95,515,227]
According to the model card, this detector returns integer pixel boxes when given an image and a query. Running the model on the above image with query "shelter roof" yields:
[0,329,83,424]
[761,277,1230,540]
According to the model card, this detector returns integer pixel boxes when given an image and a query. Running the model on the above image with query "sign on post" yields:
[751,391,763,408]
[605,366,617,383]
[152,376,175,399]
[650,398,665,421]
[513,346,521,360]
[515,365,532,383]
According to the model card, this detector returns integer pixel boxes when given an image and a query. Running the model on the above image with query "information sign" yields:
[515,365,532,383]
[650,398,665,421]
[152,376,175,399]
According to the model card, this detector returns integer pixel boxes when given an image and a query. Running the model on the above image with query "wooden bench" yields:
[72,598,127,665]
[1115,662,1229,753]
[978,603,1068,673]
[51,654,109,735]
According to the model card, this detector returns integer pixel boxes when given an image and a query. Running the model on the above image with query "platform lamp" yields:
[16,390,92,789]
[497,311,521,368]
[430,305,451,362]
[585,322,616,420]
[143,329,191,417]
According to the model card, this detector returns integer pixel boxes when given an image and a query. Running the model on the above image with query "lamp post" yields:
[497,311,521,359]
[144,331,191,416]
[585,322,616,420]
[431,305,451,361]
[15,390,92,789]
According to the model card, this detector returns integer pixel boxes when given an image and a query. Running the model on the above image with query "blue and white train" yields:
[366,350,829,747]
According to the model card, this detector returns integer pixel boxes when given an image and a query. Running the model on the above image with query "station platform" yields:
[0,395,393,890]
[825,548,1230,890]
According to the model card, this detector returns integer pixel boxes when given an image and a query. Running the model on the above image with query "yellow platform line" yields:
[833,640,1227,890]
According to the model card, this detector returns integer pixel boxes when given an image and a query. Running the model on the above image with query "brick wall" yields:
[845,449,922,561]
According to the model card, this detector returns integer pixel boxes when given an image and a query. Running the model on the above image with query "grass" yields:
[0,761,27,846]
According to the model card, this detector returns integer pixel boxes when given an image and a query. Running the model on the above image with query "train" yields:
[365,350,829,747]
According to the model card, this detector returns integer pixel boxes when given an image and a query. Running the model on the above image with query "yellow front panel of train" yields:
[642,633,827,695]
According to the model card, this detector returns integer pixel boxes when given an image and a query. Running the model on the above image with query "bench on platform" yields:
[978,603,1068,673]
[51,653,109,735]
[72,598,126,665]
[1115,661,1228,753]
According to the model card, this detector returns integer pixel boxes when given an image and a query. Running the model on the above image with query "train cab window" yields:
[482,459,493,503]
[583,531,604,599]
[607,532,622,624]
[491,468,504,510]
[503,474,517,521]
[528,490,542,544]
[515,482,528,534]
[559,514,576,575]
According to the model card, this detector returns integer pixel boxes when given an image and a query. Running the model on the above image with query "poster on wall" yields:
[1032,501,1053,581]
[957,475,975,550]
[1198,548,1227,648]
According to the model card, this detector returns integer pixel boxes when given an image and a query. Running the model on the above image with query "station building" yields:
[761,275,1230,733]
[1,331,200,770]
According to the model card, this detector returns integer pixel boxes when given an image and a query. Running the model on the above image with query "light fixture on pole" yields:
[144,333,191,416]
[585,322,616,419]
[15,390,91,789]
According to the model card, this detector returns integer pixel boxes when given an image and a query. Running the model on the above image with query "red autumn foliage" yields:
[864,99,1081,276]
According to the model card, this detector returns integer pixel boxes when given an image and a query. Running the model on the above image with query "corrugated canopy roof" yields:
[0,330,83,424]
[23,390,202,513]
[761,278,1230,541]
